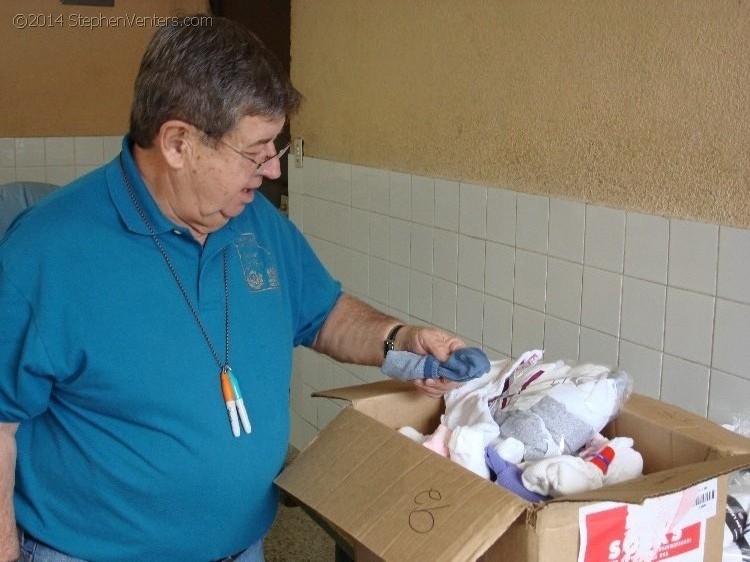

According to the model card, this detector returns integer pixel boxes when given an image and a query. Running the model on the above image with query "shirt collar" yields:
[107,135,176,236]
[106,135,242,242]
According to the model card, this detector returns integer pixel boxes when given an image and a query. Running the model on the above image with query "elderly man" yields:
[0,15,462,562]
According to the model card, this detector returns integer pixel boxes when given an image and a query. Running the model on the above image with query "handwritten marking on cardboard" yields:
[409,488,451,534]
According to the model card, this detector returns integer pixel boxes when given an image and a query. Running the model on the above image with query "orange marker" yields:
[221,370,240,437]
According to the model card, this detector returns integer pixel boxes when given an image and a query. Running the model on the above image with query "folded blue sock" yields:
[381,347,490,382]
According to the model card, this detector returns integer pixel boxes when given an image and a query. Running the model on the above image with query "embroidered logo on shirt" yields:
[235,233,280,292]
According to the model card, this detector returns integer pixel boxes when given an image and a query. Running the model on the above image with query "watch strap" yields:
[383,324,405,358]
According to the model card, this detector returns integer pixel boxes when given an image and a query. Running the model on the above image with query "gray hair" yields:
[129,15,301,148]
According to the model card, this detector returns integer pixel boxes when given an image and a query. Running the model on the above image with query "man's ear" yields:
[157,120,195,169]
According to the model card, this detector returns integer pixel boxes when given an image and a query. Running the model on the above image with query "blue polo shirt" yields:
[0,137,341,561]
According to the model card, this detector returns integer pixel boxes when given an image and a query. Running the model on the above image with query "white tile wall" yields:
[456,286,484,344]
[543,316,579,362]
[431,277,457,333]
[718,226,750,303]
[434,178,459,231]
[584,205,626,273]
[74,137,104,166]
[0,139,15,167]
[410,224,433,274]
[44,137,75,166]
[713,299,750,377]
[409,270,433,323]
[579,328,619,366]
[618,340,662,398]
[369,213,389,261]
[278,157,750,451]
[548,198,584,263]
[389,172,412,221]
[15,138,46,167]
[334,162,352,205]
[483,295,513,355]
[668,219,718,294]
[516,193,549,253]
[459,182,487,239]
[457,235,486,292]
[581,267,622,337]
[624,212,669,284]
[484,242,514,302]
[546,257,583,324]
[511,305,545,357]
[433,229,458,283]
[663,288,714,365]
[388,218,411,267]
[513,250,546,312]
[317,160,335,201]
[10,141,740,447]
[411,175,434,226]
[620,277,666,350]
[486,187,516,245]
[661,355,710,416]
[0,135,123,187]
[350,165,370,210]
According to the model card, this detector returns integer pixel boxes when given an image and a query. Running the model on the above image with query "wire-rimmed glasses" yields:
[219,134,292,170]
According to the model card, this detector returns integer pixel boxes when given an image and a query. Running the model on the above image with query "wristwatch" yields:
[383,324,405,358]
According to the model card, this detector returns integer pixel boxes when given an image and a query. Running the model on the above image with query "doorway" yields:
[210,0,293,211]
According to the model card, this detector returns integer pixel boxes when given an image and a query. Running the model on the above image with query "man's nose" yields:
[260,154,282,180]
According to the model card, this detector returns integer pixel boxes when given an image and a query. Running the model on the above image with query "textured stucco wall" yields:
[0,0,207,137]
[290,1,750,228]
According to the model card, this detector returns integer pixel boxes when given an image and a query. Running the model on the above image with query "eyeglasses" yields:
[218,134,292,171]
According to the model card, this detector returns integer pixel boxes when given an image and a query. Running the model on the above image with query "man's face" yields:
[178,115,285,235]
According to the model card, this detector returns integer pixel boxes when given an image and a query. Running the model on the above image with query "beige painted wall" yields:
[290,1,750,228]
[0,0,207,137]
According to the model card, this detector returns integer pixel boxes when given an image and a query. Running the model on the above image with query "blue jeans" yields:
[17,528,265,562]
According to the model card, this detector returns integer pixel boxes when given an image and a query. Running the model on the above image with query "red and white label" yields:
[578,479,717,562]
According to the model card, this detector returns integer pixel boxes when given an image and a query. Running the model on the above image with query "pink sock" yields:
[423,424,452,457]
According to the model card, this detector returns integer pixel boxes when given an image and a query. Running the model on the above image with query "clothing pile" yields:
[722,414,750,561]
[392,350,644,502]
[724,470,750,561]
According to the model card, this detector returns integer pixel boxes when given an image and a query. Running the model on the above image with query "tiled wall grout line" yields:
[576,201,587,357]
[509,190,519,355]
[659,216,673,399]
[706,226,724,409]
[614,209,629,365]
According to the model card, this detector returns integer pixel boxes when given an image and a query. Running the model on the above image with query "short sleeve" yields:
[0,272,56,422]
[288,226,342,347]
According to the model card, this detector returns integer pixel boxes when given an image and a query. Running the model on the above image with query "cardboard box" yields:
[275,381,750,561]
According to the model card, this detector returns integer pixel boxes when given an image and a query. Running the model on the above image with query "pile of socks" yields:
[519,434,643,498]
[490,358,633,461]
[395,349,643,501]
[400,425,644,502]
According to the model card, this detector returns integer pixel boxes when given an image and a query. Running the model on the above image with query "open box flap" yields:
[550,453,750,504]
[612,394,750,457]
[312,380,416,404]
[275,406,529,562]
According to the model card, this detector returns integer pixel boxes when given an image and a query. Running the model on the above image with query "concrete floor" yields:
[265,501,335,561]
[265,448,337,562]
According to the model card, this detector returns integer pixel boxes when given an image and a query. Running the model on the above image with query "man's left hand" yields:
[411,377,464,398]
[396,325,464,362]
[395,325,466,397]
